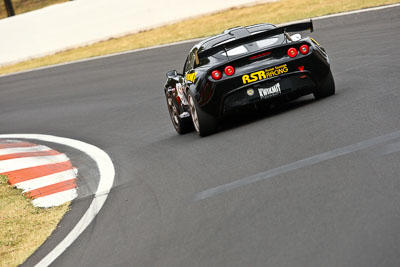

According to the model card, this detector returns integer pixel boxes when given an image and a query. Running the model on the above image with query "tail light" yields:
[224,66,235,76]
[288,47,297,58]
[176,96,181,105]
[299,44,309,55]
[211,70,222,80]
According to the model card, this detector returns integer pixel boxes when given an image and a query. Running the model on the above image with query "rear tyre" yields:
[166,96,193,134]
[313,71,335,99]
[187,91,217,137]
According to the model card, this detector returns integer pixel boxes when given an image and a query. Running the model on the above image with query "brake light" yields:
[211,70,222,80]
[299,44,309,55]
[288,47,297,58]
[249,51,271,60]
[224,66,235,76]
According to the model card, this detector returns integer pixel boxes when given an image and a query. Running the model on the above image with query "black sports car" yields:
[164,20,334,136]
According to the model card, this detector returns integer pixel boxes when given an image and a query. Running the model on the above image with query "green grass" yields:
[0,175,70,267]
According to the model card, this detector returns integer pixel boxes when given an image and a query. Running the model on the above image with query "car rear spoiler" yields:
[197,19,313,59]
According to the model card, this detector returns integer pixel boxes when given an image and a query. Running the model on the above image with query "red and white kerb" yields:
[0,140,78,208]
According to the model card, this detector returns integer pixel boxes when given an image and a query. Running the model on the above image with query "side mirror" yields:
[291,34,302,41]
[166,70,178,78]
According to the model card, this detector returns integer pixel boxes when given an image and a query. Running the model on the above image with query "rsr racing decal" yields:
[242,64,288,84]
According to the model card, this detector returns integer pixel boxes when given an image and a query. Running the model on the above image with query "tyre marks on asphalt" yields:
[0,140,78,208]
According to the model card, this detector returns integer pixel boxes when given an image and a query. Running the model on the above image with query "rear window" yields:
[256,37,279,48]
[218,36,281,57]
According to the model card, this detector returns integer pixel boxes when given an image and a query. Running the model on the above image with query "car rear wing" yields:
[197,20,314,60]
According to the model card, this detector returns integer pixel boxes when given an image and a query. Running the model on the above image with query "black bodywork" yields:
[164,20,335,136]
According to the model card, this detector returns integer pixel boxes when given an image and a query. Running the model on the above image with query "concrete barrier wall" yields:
[0,0,276,66]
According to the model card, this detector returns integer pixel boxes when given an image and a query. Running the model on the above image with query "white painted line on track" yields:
[0,3,399,79]
[0,38,204,78]
[195,130,400,201]
[313,3,400,21]
[0,154,69,173]
[382,141,400,156]
[0,134,115,267]
[0,145,51,156]
[16,168,77,192]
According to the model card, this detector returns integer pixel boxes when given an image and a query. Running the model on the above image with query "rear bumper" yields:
[195,49,330,117]
[222,71,316,114]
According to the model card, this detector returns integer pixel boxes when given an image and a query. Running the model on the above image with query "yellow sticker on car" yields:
[186,72,197,83]
[310,37,320,46]
[242,64,288,85]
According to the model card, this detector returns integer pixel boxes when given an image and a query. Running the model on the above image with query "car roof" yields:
[196,23,277,52]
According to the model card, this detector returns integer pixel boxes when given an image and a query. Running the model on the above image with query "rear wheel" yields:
[313,71,335,99]
[166,96,193,134]
[187,91,217,137]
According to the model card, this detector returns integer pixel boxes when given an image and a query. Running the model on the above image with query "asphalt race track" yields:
[1,6,400,267]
